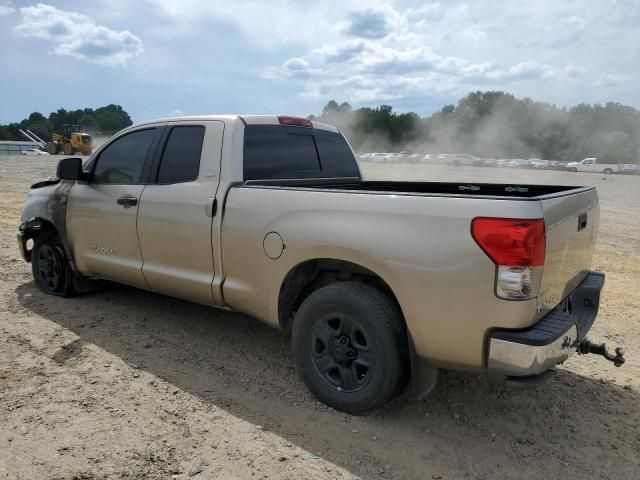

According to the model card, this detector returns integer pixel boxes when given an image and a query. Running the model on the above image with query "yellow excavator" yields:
[47,124,93,156]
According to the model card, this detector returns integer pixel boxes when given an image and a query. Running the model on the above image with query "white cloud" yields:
[488,61,556,81]
[15,3,143,66]
[266,33,556,103]
[565,64,586,77]
[462,28,487,40]
[404,2,443,23]
[257,2,579,105]
[0,1,15,16]
[592,73,633,87]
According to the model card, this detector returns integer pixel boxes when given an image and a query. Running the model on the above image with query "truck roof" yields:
[130,115,339,133]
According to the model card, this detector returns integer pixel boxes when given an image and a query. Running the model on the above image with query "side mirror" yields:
[56,157,83,181]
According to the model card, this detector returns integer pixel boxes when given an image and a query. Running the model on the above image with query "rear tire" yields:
[292,281,409,414]
[31,232,76,297]
[63,143,74,155]
[603,168,613,175]
[568,167,577,172]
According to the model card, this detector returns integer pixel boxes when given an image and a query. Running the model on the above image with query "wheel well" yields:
[278,259,402,330]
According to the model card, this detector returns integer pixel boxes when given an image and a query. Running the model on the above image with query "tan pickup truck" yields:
[18,115,625,413]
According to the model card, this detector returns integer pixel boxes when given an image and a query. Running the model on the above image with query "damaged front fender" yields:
[19,180,75,269]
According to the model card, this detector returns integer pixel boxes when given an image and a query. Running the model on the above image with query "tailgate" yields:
[536,188,600,317]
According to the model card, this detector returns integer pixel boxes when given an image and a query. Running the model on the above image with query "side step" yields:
[504,368,557,389]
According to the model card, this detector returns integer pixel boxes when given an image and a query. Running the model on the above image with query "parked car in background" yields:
[530,159,551,169]
[21,149,49,156]
[439,154,480,166]
[507,159,532,169]
[370,153,393,163]
[566,158,619,174]
[482,158,498,167]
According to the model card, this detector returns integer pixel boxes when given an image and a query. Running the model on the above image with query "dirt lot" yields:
[1,155,639,480]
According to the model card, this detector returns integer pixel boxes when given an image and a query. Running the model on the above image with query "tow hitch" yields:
[579,339,625,367]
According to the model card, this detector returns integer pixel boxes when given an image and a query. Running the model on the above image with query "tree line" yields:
[3,93,639,164]
[0,104,133,142]
[313,92,640,164]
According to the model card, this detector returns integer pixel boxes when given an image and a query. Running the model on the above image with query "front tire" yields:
[31,232,76,297]
[47,142,59,155]
[292,282,409,414]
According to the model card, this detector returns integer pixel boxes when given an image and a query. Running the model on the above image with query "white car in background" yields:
[21,149,49,156]
[507,158,533,169]
[530,159,551,169]
[566,158,620,174]
[371,153,394,162]
[439,154,480,166]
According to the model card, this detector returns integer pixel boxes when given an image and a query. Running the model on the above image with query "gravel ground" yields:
[1,155,639,480]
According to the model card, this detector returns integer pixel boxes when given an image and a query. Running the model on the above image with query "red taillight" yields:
[471,218,545,267]
[278,115,313,128]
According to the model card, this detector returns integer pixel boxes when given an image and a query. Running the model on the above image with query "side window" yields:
[157,126,205,183]
[244,125,321,180]
[93,129,156,184]
[314,130,360,177]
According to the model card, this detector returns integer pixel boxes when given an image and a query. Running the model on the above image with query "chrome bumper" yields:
[488,271,604,377]
[489,325,578,376]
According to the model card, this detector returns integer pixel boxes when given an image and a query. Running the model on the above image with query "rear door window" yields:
[157,126,205,183]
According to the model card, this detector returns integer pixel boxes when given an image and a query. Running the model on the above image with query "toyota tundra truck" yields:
[17,115,625,414]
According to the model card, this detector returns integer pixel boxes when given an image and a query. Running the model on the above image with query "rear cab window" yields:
[243,125,359,181]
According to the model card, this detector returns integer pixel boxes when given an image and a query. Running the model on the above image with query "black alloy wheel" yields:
[310,312,376,393]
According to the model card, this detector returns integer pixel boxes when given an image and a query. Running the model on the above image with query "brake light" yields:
[471,218,546,300]
[278,115,313,128]
[471,218,545,267]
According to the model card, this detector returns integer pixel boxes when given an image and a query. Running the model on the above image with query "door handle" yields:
[117,196,138,207]
[205,197,218,218]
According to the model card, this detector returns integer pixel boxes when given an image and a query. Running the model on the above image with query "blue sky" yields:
[1,0,639,124]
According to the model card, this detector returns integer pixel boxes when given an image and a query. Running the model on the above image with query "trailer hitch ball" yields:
[579,339,625,367]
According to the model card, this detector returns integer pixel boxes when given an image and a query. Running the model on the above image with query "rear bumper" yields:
[488,271,605,376]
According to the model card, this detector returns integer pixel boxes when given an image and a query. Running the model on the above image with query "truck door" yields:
[136,121,224,305]
[66,126,163,288]
[582,159,594,172]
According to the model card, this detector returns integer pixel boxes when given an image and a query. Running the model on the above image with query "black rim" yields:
[310,313,375,393]
[37,245,62,291]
